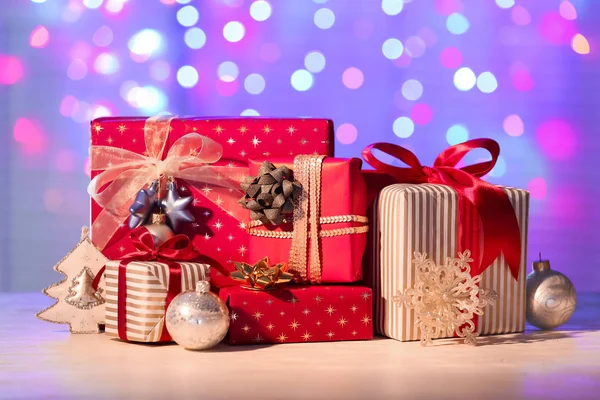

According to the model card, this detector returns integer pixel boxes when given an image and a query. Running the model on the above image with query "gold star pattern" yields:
[302,331,312,341]
[277,333,287,343]
[262,125,271,134]
[204,233,211,240]
[192,198,200,206]
[314,295,323,303]
[213,220,223,231]
[242,324,251,333]
[362,315,371,325]
[254,334,263,343]
[362,292,371,301]
[289,296,298,305]
[302,308,310,316]
[266,298,274,306]
[107,137,114,144]
[289,320,300,331]
[239,125,248,134]
[213,125,224,135]
[287,125,296,135]
[132,138,137,143]
[252,136,261,148]
[227,234,234,241]
[93,123,103,134]
[350,305,358,313]
[238,245,247,255]
[226,137,236,145]
[300,139,308,145]
[253,311,263,320]
[279,311,286,317]
[326,331,335,339]
[276,138,282,144]
[326,305,336,316]
[117,124,127,134]
[118,246,125,253]
[352,330,357,336]
[316,320,322,326]
[240,150,247,157]
[201,185,212,196]
[338,317,348,327]
[230,312,238,322]
[266,323,275,331]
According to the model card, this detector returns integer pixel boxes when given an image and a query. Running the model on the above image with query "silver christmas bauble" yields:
[526,259,577,330]
[143,213,175,247]
[165,281,229,350]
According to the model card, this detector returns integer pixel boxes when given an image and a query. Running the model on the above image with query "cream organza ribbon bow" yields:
[87,116,244,250]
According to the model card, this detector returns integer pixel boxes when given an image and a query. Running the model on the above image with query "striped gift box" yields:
[370,183,529,341]
[104,261,210,342]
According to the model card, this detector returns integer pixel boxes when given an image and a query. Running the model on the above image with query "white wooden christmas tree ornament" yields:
[36,227,108,333]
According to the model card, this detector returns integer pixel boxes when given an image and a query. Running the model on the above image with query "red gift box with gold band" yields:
[89,116,334,288]
[246,156,368,283]
[220,285,374,345]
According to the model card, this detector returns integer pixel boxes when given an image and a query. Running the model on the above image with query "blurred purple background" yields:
[1,0,598,292]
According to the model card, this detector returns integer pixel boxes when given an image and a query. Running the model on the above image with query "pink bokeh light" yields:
[30,26,50,48]
[538,11,577,45]
[84,157,91,177]
[536,119,577,160]
[0,54,24,85]
[216,79,239,97]
[60,95,79,117]
[336,123,358,145]
[43,189,64,213]
[559,1,577,21]
[511,6,532,26]
[503,114,525,136]
[69,41,92,61]
[410,103,433,125]
[342,67,364,89]
[528,177,547,200]
[434,0,463,16]
[13,118,47,155]
[511,63,534,92]
[440,47,462,69]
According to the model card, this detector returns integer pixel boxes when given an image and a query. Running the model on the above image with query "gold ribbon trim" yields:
[230,257,293,290]
[247,155,368,283]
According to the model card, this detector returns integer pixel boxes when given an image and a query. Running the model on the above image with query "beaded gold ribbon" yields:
[247,155,369,283]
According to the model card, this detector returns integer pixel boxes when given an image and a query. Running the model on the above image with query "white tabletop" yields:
[1,293,599,400]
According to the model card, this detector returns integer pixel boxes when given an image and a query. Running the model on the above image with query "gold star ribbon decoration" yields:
[231,257,293,290]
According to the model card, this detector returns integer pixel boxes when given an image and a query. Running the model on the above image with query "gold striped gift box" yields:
[104,261,210,342]
[370,183,529,341]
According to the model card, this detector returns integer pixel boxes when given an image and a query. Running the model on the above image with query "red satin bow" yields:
[121,228,200,262]
[362,138,521,280]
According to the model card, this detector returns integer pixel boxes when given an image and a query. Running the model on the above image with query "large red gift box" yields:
[90,117,334,287]
[220,285,374,344]
[247,157,368,283]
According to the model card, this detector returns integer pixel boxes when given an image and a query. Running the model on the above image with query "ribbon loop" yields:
[362,139,521,280]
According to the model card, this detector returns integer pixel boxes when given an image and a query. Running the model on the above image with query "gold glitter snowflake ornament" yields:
[393,251,498,346]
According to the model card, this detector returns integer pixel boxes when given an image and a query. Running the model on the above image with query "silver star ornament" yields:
[161,180,195,232]
[128,180,159,229]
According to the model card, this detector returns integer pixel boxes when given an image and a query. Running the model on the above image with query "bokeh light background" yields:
[1,0,598,292]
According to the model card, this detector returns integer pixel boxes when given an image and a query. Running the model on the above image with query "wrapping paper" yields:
[220,285,374,344]
[247,157,368,283]
[367,182,529,341]
[90,117,334,287]
[104,260,210,342]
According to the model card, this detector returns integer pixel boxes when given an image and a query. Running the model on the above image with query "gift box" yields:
[220,285,374,344]
[89,117,334,287]
[363,140,530,342]
[104,259,210,342]
[246,156,368,283]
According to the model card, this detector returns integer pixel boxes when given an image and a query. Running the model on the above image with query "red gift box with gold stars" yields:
[219,285,373,345]
[89,117,334,287]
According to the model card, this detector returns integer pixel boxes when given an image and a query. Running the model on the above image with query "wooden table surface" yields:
[1,293,599,400]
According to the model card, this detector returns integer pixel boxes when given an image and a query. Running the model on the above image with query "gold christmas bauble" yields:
[144,213,175,247]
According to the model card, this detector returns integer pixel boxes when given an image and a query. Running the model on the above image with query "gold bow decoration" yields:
[239,161,302,226]
[231,257,293,290]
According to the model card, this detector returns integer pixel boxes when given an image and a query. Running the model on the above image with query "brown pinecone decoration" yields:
[239,161,302,225]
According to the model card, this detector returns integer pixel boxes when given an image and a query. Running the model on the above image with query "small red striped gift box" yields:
[104,260,210,342]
